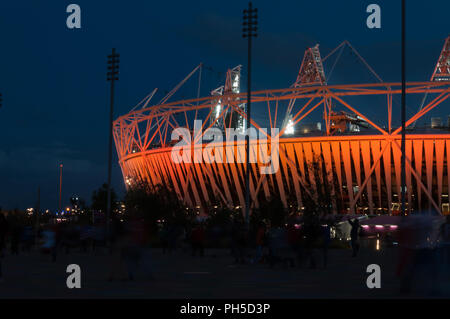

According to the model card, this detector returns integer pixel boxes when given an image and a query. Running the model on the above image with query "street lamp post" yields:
[242,2,258,226]
[106,48,119,235]
[59,164,63,213]
[35,186,40,248]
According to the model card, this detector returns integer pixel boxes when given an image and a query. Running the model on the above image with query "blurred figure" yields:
[322,223,331,268]
[109,215,154,281]
[61,224,80,254]
[441,216,450,266]
[302,220,320,269]
[159,222,170,254]
[232,221,248,264]
[92,224,107,253]
[267,223,293,268]
[10,219,21,255]
[0,213,8,282]
[191,222,206,257]
[348,218,360,257]
[168,223,180,253]
[122,219,146,280]
[21,226,34,252]
[79,224,94,253]
[253,222,267,264]
[286,224,300,267]
[52,223,63,262]
[108,216,127,281]
[397,213,444,295]
[40,225,57,262]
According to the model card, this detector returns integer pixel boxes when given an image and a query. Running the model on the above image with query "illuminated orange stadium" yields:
[113,37,450,215]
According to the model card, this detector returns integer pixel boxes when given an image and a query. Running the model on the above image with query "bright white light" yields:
[215,103,221,119]
[285,119,295,135]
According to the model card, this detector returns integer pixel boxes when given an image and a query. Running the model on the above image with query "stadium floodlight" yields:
[242,1,258,226]
[106,48,119,237]
[285,119,295,135]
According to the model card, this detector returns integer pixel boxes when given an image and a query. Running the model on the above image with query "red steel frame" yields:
[114,38,450,215]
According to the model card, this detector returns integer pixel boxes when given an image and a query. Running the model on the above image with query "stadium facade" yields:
[113,37,450,215]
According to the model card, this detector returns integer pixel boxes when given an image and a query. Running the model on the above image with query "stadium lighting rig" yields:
[242,1,258,226]
[106,48,119,234]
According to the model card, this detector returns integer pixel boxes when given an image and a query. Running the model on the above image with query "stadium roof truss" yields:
[114,37,450,215]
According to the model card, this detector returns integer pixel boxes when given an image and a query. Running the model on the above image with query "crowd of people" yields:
[0,211,346,282]
[1,210,450,295]
[155,216,340,270]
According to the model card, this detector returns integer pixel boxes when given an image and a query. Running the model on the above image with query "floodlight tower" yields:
[242,2,257,225]
[401,0,406,216]
[106,48,119,234]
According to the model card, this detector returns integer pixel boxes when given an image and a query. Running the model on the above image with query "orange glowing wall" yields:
[119,134,450,214]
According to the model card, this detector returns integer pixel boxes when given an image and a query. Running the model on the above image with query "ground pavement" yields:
[1,240,449,299]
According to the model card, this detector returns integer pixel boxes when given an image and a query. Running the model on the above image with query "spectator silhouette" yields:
[348,218,360,257]
[322,223,331,268]
[0,213,8,281]
[253,222,267,264]
[302,220,320,269]
[191,222,205,257]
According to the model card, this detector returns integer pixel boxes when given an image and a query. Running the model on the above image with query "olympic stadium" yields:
[113,37,450,216]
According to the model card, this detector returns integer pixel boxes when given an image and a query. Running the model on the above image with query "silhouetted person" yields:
[235,222,248,264]
[108,217,127,281]
[122,219,146,281]
[441,216,450,265]
[168,224,180,253]
[40,225,57,262]
[302,221,320,269]
[51,223,62,262]
[22,226,34,252]
[286,224,300,267]
[398,214,444,295]
[348,218,360,257]
[79,224,93,253]
[0,213,8,281]
[322,224,331,268]
[253,222,267,264]
[10,222,21,255]
[159,223,170,254]
[191,223,205,257]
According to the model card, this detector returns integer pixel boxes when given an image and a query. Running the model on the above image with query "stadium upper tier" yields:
[114,37,450,214]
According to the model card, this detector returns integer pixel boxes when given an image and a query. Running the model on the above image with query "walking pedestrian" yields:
[0,213,8,282]
[322,223,331,268]
[302,221,320,269]
[191,222,205,257]
[348,218,360,257]
[253,222,266,264]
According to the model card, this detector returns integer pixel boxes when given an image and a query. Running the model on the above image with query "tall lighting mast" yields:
[106,48,120,234]
[242,2,258,225]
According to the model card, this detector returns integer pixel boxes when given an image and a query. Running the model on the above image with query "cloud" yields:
[175,12,317,75]
[0,144,97,174]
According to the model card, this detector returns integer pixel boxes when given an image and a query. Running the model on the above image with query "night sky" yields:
[0,0,448,211]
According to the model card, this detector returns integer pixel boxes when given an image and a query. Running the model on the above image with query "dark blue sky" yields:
[0,0,448,211]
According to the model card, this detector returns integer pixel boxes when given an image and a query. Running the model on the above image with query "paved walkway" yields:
[1,242,449,298]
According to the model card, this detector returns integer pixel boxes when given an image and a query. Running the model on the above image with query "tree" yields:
[124,181,189,231]
[300,154,342,227]
[91,183,118,213]
[253,195,286,227]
